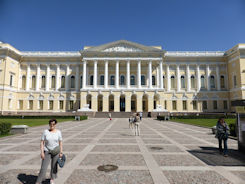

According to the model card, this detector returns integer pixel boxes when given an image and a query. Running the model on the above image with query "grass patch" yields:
[0,133,12,138]
[170,118,236,128]
[0,118,74,127]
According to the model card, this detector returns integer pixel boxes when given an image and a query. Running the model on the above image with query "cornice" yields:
[165,51,224,57]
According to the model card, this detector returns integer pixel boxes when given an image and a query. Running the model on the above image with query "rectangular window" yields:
[39,100,43,110]
[193,100,197,110]
[8,99,12,109]
[70,101,74,110]
[49,100,53,110]
[10,75,13,87]
[59,100,64,110]
[223,100,228,110]
[213,101,218,110]
[202,101,207,110]
[29,100,33,110]
[183,100,187,110]
[164,100,167,109]
[19,100,23,110]
[172,101,177,110]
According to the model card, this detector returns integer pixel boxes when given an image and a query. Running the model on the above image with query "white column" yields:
[166,64,170,91]
[196,65,201,91]
[137,60,141,88]
[82,60,87,89]
[26,64,30,90]
[126,60,130,88]
[176,64,180,91]
[148,60,152,88]
[76,64,80,91]
[36,64,40,91]
[65,64,70,91]
[216,65,220,91]
[45,64,50,91]
[159,60,163,89]
[55,64,60,91]
[206,64,210,91]
[104,60,108,88]
[115,60,119,88]
[186,65,190,91]
[18,67,22,90]
[93,60,97,88]
[156,66,159,87]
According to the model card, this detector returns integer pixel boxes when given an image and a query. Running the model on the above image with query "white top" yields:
[41,129,62,151]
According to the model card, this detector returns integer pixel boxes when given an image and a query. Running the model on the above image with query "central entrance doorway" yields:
[120,95,125,112]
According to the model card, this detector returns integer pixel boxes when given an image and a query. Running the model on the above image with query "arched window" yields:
[210,76,215,88]
[100,75,104,85]
[162,76,165,88]
[130,75,135,85]
[22,76,26,89]
[181,76,185,88]
[233,75,237,87]
[191,76,195,89]
[141,75,145,85]
[110,75,115,85]
[90,75,93,85]
[31,76,36,89]
[220,75,225,88]
[152,75,155,85]
[61,76,65,88]
[171,76,175,89]
[41,76,46,88]
[80,76,83,88]
[51,76,56,88]
[71,76,75,88]
[201,75,205,88]
[120,75,125,85]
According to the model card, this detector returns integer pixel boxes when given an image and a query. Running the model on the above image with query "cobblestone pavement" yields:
[0,118,245,184]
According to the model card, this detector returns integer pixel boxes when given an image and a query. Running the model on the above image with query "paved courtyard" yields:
[0,118,245,184]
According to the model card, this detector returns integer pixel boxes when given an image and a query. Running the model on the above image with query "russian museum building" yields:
[0,40,244,116]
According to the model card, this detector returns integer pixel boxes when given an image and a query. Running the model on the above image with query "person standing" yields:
[215,117,230,157]
[36,119,63,184]
[139,112,143,121]
[108,113,112,120]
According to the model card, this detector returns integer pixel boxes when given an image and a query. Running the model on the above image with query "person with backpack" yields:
[215,117,230,157]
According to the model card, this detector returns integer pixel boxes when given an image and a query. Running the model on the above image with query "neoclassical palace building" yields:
[0,40,244,115]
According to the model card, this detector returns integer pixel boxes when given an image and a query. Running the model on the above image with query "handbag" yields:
[48,146,60,156]
[57,154,66,168]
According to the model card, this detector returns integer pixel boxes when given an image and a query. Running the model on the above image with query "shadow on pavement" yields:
[17,174,50,184]
[188,146,245,166]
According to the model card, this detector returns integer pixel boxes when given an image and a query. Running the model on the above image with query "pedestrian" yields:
[139,112,142,121]
[134,113,141,136]
[36,119,63,184]
[108,113,112,120]
[215,117,230,157]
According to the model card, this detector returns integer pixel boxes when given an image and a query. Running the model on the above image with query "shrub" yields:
[0,122,12,135]
[229,123,237,137]
[80,116,88,120]
[157,116,165,120]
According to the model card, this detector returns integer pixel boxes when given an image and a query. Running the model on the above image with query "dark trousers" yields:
[218,138,228,155]
[36,151,59,183]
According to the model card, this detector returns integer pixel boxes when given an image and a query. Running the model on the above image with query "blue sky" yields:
[0,0,245,51]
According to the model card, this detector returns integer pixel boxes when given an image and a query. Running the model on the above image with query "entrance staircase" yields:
[94,112,150,118]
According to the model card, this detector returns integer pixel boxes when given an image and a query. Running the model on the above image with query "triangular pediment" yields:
[82,40,162,53]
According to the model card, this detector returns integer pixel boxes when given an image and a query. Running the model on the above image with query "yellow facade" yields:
[0,40,244,115]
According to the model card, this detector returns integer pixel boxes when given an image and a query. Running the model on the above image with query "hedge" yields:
[0,116,87,120]
[0,122,12,135]
[229,123,237,137]
[169,114,236,119]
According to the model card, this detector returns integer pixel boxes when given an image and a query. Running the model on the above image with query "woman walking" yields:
[36,119,63,184]
[216,117,230,157]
